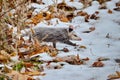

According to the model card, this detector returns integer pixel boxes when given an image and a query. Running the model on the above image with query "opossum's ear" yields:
[69,25,74,32]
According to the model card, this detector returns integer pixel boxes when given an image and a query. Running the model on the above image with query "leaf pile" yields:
[53,54,89,65]
[26,1,76,25]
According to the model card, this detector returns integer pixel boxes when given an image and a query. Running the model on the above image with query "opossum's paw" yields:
[73,43,77,46]
[75,44,79,46]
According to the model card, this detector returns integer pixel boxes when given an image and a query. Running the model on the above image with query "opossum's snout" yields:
[68,25,82,41]
[68,32,82,41]
[71,34,82,41]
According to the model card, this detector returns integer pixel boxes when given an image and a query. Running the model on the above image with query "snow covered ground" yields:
[31,0,120,80]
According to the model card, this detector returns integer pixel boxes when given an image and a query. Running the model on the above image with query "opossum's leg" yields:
[53,42,56,48]
[63,40,76,46]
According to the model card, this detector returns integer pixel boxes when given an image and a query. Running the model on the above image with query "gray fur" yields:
[23,27,80,47]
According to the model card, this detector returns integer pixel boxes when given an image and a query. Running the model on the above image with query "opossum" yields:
[23,26,81,48]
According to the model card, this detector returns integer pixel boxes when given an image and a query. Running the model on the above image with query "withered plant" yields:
[0,0,31,54]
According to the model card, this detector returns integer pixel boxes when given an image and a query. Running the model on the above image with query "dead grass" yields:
[0,0,31,54]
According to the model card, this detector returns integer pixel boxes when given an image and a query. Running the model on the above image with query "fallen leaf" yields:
[116,71,120,76]
[43,12,52,20]
[82,57,90,61]
[22,71,41,76]
[0,50,11,63]
[7,70,33,80]
[97,57,110,61]
[66,13,74,21]
[10,52,17,57]
[116,1,120,7]
[62,48,69,52]
[79,45,87,49]
[30,13,43,25]
[89,27,95,31]
[92,61,104,67]
[90,13,99,20]
[27,11,32,18]
[60,16,69,22]
[46,62,62,69]
[24,62,33,68]
[47,46,58,57]
[108,71,120,80]
[2,66,12,73]
[54,55,84,65]
[77,11,88,16]
[95,11,99,14]
[57,2,67,10]
[108,9,113,14]
[70,0,74,2]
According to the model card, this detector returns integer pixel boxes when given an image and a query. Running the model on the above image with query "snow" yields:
[83,1,100,14]
[67,2,84,9]
[39,53,53,61]
[30,0,120,80]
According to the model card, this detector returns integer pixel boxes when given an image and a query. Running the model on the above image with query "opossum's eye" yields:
[69,28,73,32]
[73,34,77,37]
[69,25,74,32]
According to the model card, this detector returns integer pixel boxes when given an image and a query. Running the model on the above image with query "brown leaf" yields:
[108,71,120,80]
[7,70,33,80]
[54,55,84,65]
[116,1,120,7]
[46,62,62,69]
[30,13,43,25]
[89,27,95,31]
[0,50,11,63]
[47,46,58,57]
[82,57,90,61]
[92,61,104,67]
[22,71,41,76]
[29,45,58,57]
[116,71,120,77]
[27,11,32,18]
[10,52,17,56]
[2,66,12,73]
[60,16,69,22]
[62,48,69,52]
[108,9,112,14]
[70,0,74,2]
[79,45,87,49]
[57,2,67,10]
[77,11,88,16]
[43,12,52,20]
[66,13,74,21]
[97,57,110,61]
[24,62,33,68]
[95,11,99,14]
